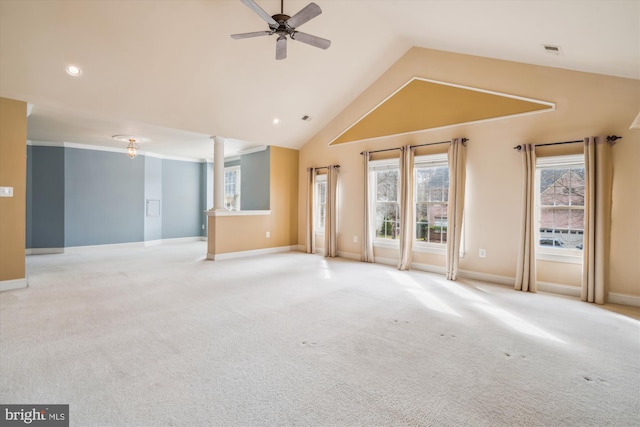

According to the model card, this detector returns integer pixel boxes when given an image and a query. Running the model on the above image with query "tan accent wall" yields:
[0,97,27,282]
[208,146,299,255]
[299,47,640,298]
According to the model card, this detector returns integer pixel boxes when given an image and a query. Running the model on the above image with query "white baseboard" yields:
[608,292,640,307]
[411,262,447,275]
[64,241,144,253]
[337,251,360,261]
[0,278,28,292]
[457,269,514,286]
[537,281,581,297]
[211,245,298,261]
[26,248,64,255]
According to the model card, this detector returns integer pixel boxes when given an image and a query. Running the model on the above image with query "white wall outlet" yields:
[266,231,270,238]
[0,187,13,197]
[479,249,487,258]
[353,235,358,243]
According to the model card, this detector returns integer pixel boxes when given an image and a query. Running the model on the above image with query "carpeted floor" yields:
[1,241,639,426]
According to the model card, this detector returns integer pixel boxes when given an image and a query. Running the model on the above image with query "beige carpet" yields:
[1,241,639,426]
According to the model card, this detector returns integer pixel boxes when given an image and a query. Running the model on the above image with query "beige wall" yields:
[209,146,299,255]
[0,97,27,283]
[298,47,640,298]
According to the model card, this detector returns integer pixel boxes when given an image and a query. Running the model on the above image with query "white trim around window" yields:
[535,154,584,264]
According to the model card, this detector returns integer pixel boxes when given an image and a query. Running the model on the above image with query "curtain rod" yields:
[513,135,622,151]
[359,138,468,156]
[309,165,340,171]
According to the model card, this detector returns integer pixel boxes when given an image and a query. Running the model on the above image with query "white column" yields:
[212,136,226,211]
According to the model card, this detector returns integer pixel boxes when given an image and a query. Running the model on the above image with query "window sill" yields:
[536,251,582,265]
[373,240,399,249]
[412,244,446,255]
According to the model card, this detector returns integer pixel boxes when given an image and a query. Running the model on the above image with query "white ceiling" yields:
[1,0,638,160]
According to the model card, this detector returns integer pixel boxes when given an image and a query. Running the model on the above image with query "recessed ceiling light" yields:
[273,118,280,125]
[66,65,82,77]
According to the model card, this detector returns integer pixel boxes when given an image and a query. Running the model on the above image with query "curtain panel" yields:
[514,144,537,292]
[445,138,467,280]
[582,136,613,304]
[324,165,339,258]
[362,152,375,263]
[305,168,316,254]
[398,146,415,270]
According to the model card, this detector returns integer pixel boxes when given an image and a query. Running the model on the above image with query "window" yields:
[370,159,400,242]
[536,155,584,258]
[224,166,241,211]
[315,175,327,232]
[414,154,449,246]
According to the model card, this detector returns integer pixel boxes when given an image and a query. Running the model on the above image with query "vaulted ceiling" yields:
[0,0,638,159]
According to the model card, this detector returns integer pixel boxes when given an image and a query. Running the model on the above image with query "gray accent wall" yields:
[241,147,270,210]
[144,156,163,242]
[26,146,65,249]
[27,145,273,248]
[161,159,203,239]
[64,148,145,246]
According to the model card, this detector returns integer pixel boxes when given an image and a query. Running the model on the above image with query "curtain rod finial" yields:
[607,135,621,143]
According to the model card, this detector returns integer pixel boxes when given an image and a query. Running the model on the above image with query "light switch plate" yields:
[0,187,13,197]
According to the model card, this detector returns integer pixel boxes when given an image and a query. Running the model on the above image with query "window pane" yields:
[414,165,449,244]
[538,163,585,250]
[376,170,398,202]
[376,202,398,239]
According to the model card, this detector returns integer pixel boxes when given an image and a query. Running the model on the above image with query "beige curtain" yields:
[515,144,537,292]
[582,137,613,304]
[324,165,339,257]
[398,146,415,270]
[305,167,316,254]
[446,138,466,280]
[362,152,375,263]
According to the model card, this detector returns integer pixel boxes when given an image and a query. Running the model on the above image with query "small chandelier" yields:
[126,139,139,158]
[112,135,150,158]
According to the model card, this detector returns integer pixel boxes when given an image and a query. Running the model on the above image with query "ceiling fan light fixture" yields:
[231,0,330,60]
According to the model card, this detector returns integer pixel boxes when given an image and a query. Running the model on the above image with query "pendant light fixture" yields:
[112,135,150,158]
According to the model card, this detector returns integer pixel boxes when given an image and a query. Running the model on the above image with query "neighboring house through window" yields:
[224,166,241,211]
[536,154,584,260]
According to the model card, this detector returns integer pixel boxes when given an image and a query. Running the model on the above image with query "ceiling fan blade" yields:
[276,36,287,60]
[290,31,331,50]
[240,0,278,28]
[231,31,272,39]
[286,2,322,29]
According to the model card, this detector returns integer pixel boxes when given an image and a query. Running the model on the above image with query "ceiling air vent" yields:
[543,44,562,55]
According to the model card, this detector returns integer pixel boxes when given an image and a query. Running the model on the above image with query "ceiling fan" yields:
[231,0,331,60]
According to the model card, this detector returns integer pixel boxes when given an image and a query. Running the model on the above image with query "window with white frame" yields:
[224,166,241,211]
[414,154,449,247]
[315,175,327,232]
[536,155,585,258]
[369,159,400,242]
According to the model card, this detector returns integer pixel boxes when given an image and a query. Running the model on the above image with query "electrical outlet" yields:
[479,249,486,258]
[353,235,358,243]
[266,231,270,238]
[0,187,13,197]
